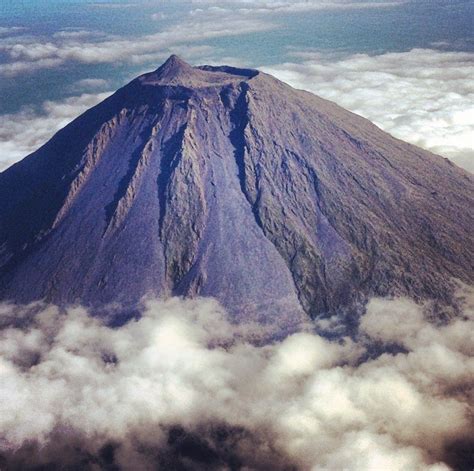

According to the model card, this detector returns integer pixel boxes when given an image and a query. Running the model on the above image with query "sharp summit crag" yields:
[0,55,472,327]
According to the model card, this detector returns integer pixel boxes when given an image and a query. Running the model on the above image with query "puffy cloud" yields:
[0,288,472,469]
[0,92,112,171]
[263,48,474,172]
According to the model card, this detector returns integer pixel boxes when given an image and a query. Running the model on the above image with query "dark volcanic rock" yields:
[0,55,473,326]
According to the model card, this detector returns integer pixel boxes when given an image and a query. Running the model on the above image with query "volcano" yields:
[0,55,472,326]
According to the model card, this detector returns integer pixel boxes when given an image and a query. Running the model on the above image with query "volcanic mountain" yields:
[0,55,472,326]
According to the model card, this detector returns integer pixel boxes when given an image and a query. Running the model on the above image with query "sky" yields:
[0,0,473,172]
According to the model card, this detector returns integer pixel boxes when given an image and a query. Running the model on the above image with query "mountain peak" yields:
[156,54,193,77]
[164,54,188,65]
[0,58,472,328]
[139,55,259,88]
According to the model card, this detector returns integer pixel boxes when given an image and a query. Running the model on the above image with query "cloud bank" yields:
[264,48,474,172]
[1,290,473,469]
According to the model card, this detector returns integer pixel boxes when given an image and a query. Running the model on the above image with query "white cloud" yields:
[0,16,274,76]
[0,57,64,76]
[52,29,108,39]
[190,0,404,13]
[263,48,474,172]
[87,2,138,8]
[0,288,472,469]
[0,26,26,36]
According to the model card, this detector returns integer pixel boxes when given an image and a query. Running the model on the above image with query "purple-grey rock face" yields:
[0,55,473,326]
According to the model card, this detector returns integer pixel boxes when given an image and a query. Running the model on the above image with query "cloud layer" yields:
[1,289,473,469]
[0,15,273,77]
[264,48,474,172]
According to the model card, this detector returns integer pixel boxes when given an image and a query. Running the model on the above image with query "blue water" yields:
[0,0,472,113]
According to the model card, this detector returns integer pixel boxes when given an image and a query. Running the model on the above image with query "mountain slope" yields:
[0,55,472,325]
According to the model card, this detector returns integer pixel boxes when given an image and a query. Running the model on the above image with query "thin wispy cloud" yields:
[0,16,275,77]
[0,26,27,36]
[52,29,108,39]
[190,0,404,12]
[86,2,139,8]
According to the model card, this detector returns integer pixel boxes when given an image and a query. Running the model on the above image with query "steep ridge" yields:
[0,55,472,327]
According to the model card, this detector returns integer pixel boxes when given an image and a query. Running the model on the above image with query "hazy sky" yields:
[0,0,473,171]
